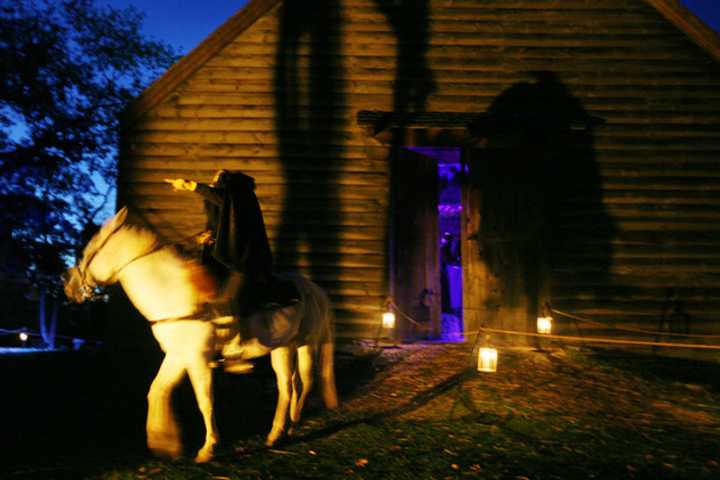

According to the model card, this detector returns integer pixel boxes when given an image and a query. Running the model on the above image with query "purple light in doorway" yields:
[438,204,463,215]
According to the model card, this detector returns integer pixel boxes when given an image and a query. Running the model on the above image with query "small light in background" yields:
[537,316,553,335]
[19,332,29,343]
[382,296,396,330]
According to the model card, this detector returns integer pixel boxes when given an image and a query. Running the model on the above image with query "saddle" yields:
[210,275,302,372]
[246,298,302,348]
[244,275,303,347]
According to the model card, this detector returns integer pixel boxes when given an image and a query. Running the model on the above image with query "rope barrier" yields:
[470,326,720,351]
[0,328,95,342]
[0,328,29,335]
[383,296,720,351]
[550,308,720,339]
[388,300,423,327]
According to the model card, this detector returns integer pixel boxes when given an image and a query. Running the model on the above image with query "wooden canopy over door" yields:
[391,148,441,340]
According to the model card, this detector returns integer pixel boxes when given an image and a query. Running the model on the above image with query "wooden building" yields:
[119,0,720,342]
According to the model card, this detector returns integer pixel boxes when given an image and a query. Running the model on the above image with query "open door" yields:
[391,148,441,340]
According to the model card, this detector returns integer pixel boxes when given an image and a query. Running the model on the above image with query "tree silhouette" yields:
[0,0,176,344]
[0,0,177,286]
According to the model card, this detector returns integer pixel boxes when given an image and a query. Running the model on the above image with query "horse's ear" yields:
[114,206,129,227]
[96,206,128,238]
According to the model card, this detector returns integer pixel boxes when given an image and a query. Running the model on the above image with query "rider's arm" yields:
[164,178,223,206]
[193,182,223,206]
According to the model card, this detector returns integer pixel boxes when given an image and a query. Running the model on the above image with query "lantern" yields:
[477,347,498,372]
[382,296,396,330]
[382,311,396,329]
[537,316,553,335]
[476,334,498,373]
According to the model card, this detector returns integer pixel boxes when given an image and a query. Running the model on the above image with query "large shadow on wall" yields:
[374,0,434,123]
[372,0,434,337]
[274,1,344,279]
[472,72,616,319]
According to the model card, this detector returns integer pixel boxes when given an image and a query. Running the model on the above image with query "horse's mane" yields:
[80,207,159,271]
[80,206,216,299]
[116,224,218,300]
[116,225,161,255]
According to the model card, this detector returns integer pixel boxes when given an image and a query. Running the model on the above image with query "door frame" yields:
[357,115,481,342]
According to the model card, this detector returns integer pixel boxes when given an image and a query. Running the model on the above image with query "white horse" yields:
[63,207,338,462]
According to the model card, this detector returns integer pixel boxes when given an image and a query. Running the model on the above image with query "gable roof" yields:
[123,0,282,123]
[646,0,720,60]
[123,0,720,123]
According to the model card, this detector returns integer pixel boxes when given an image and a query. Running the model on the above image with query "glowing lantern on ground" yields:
[537,316,553,335]
[382,296,396,330]
[477,347,498,372]
[382,311,396,329]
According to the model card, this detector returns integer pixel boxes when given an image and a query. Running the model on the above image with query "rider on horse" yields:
[166,170,299,371]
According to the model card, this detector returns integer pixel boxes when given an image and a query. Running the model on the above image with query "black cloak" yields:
[194,172,273,286]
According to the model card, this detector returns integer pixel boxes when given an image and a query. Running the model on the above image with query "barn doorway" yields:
[392,147,463,342]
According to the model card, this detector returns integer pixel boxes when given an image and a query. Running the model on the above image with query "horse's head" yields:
[65,206,218,320]
[63,207,130,303]
[63,266,92,303]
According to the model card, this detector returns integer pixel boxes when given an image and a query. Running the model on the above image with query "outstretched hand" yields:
[164,178,197,191]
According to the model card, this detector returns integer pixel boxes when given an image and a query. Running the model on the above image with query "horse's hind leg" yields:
[266,346,295,446]
[289,344,314,435]
[147,354,186,459]
[186,353,219,463]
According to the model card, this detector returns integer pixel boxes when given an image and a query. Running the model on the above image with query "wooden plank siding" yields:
[120,0,720,338]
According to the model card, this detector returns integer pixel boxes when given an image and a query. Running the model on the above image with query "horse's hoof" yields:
[194,448,214,463]
[265,432,282,447]
[150,447,182,460]
[148,432,182,460]
[149,446,182,460]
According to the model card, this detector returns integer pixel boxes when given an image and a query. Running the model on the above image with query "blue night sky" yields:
[105,0,719,54]
[683,0,720,32]
[103,0,250,53]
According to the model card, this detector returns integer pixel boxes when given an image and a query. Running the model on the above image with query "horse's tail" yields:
[319,339,338,409]
[293,273,339,409]
[315,282,338,409]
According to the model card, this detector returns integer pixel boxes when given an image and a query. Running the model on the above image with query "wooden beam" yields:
[644,0,720,61]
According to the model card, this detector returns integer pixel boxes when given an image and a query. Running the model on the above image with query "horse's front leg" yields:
[266,346,295,447]
[186,351,219,463]
[146,354,186,459]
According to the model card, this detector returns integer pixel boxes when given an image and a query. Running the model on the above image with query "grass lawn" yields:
[3,341,720,479]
